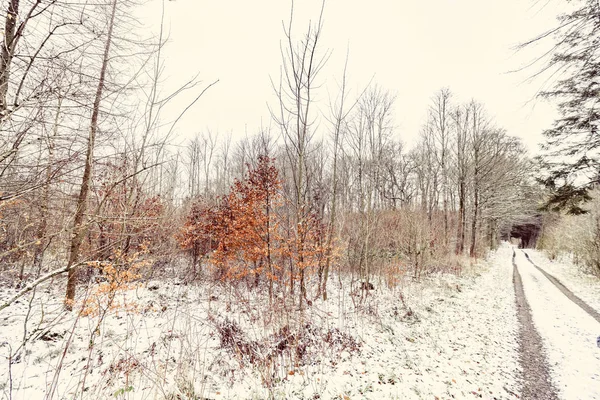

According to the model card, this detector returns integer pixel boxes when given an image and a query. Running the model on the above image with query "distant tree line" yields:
[0,0,538,312]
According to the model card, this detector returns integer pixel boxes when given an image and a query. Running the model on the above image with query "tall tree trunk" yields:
[64,0,118,310]
[32,97,62,273]
[469,186,479,258]
[0,0,18,115]
[456,180,466,255]
[488,218,497,250]
[266,188,273,303]
[322,143,337,301]
[322,58,349,301]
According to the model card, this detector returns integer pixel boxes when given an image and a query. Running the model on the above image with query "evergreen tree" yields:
[535,0,600,213]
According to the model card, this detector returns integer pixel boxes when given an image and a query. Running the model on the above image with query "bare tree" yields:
[428,88,453,246]
[452,104,471,255]
[320,51,359,300]
[64,0,119,309]
[271,0,329,306]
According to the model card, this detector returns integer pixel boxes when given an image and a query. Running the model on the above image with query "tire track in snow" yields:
[514,249,600,400]
[522,250,600,324]
[512,249,559,400]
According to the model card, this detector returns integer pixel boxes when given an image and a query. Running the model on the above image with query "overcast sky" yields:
[138,0,564,154]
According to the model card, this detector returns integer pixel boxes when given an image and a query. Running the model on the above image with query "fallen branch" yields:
[0,261,85,312]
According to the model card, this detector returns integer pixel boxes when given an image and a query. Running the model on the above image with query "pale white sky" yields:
[138,0,563,153]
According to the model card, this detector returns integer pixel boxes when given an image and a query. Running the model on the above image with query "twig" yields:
[0,341,13,400]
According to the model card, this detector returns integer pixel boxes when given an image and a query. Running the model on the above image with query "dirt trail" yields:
[521,250,600,324]
[512,250,559,400]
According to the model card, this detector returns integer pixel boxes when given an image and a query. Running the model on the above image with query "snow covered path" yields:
[513,248,600,400]
[525,250,600,316]
[512,249,557,400]
[521,250,600,324]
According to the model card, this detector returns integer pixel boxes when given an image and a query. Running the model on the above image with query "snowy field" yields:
[2,248,522,399]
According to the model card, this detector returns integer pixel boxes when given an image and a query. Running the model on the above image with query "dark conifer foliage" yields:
[535,0,600,212]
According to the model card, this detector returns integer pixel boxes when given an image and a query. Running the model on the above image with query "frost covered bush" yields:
[538,190,600,275]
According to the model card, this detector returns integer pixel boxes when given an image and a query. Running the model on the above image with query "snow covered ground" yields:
[525,249,600,313]
[513,250,600,400]
[1,249,522,399]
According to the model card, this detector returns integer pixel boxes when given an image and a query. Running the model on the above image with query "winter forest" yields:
[1,0,600,399]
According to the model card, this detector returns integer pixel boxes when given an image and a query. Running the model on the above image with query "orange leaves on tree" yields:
[81,243,149,317]
[178,199,219,258]
[212,155,283,280]
[179,154,332,294]
[179,155,283,281]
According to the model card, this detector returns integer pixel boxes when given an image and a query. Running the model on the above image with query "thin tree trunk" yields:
[32,97,62,272]
[470,187,479,258]
[266,188,273,304]
[0,0,18,114]
[322,145,337,301]
[64,0,118,310]
[456,180,466,255]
